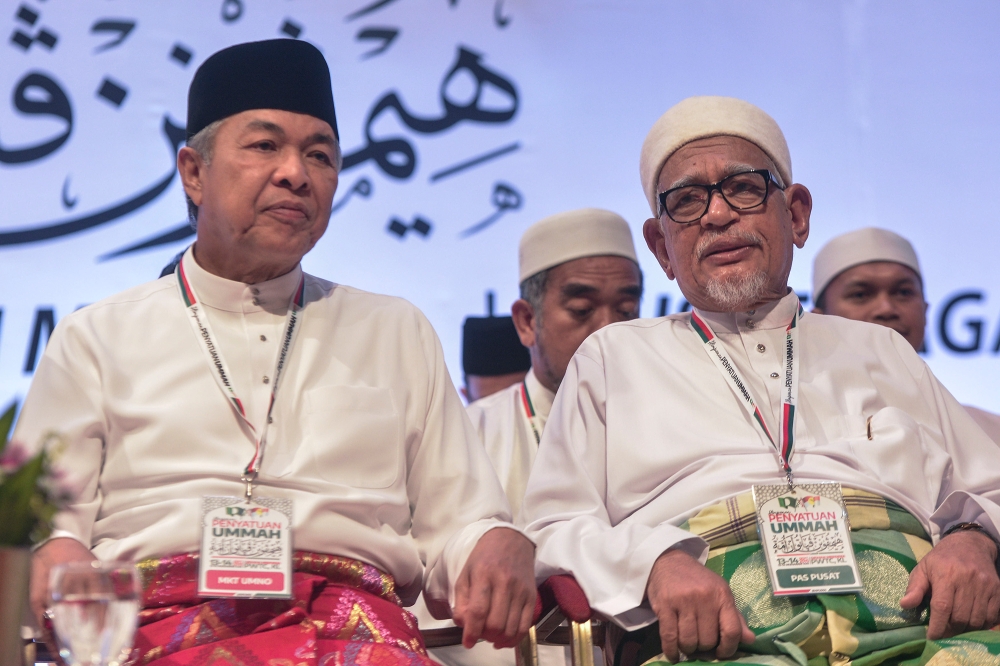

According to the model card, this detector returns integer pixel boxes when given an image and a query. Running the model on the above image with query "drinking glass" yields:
[48,561,140,666]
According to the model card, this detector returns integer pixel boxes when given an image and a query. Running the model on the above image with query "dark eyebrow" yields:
[620,285,643,298]
[305,132,337,147]
[560,283,600,299]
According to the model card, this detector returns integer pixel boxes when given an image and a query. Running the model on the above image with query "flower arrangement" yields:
[0,401,74,546]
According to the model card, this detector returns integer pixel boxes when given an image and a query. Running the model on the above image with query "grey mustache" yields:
[696,230,764,260]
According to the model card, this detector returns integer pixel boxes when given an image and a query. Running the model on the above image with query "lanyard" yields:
[519,380,543,445]
[689,299,802,489]
[176,256,306,501]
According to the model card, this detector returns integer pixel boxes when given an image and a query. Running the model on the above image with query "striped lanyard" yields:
[689,299,802,489]
[176,255,306,501]
[519,380,543,446]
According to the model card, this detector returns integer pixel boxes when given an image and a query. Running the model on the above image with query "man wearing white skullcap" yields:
[520,96,1000,665]
[812,227,1000,443]
[415,208,641,666]
[474,207,641,521]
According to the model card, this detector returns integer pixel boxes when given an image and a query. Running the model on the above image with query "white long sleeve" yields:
[521,291,1000,630]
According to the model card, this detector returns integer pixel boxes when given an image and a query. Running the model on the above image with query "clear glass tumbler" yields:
[48,561,140,666]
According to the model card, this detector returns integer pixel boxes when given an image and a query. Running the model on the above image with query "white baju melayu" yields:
[520,290,1000,631]
[416,369,560,666]
[14,247,515,611]
[468,368,555,522]
[965,405,1000,445]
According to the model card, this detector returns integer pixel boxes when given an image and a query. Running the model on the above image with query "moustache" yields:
[695,229,764,260]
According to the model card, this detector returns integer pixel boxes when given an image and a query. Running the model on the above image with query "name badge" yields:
[198,496,293,599]
[752,482,863,596]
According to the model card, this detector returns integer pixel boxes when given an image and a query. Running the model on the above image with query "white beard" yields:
[704,270,769,311]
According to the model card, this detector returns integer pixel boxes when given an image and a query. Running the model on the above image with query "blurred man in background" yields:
[461,315,531,403]
[812,226,1000,442]
[469,208,642,521]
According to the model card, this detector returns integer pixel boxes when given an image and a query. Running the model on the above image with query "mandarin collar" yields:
[182,246,303,314]
[692,289,800,335]
[525,366,556,421]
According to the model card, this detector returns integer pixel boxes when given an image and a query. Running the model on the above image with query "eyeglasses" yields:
[657,169,783,224]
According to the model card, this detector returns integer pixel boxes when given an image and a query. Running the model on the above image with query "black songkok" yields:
[462,316,531,377]
[187,39,338,140]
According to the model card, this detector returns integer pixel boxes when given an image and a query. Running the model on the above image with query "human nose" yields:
[699,189,739,228]
[273,149,310,191]
[870,293,899,321]
[589,307,615,333]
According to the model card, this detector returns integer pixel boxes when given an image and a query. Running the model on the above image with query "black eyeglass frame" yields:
[657,169,785,224]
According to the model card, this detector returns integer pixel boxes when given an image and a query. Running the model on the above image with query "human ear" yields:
[177,147,206,208]
[784,184,812,249]
[511,299,538,348]
[643,217,676,280]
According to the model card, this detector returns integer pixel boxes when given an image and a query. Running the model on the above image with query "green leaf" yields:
[0,452,45,546]
[0,400,16,454]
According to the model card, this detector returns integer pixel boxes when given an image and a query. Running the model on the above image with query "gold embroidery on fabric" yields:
[141,646,165,664]
[855,550,916,629]
[205,646,249,665]
[729,550,794,629]
[338,603,385,643]
[926,642,997,666]
[181,606,239,648]
[135,557,160,591]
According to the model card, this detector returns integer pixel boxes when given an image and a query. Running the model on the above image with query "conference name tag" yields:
[752,482,863,596]
[198,496,293,599]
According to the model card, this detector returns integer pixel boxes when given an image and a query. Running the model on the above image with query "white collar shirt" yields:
[14,247,514,609]
[520,290,1000,631]
[466,367,555,521]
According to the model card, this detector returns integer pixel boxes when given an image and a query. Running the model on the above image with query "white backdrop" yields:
[1,1,999,411]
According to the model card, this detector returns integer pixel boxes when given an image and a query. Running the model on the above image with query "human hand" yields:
[646,548,755,662]
[30,537,96,627]
[452,527,536,649]
[900,528,1000,639]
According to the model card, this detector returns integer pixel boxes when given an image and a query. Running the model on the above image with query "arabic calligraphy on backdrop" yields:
[0,0,524,259]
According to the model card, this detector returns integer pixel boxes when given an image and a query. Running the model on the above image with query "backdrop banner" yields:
[1,1,998,411]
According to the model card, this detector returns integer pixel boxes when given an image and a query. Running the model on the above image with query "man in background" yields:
[461,315,531,403]
[468,208,642,521]
[812,226,1000,442]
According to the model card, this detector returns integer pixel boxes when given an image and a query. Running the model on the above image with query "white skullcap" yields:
[639,96,793,216]
[519,208,638,283]
[812,227,922,300]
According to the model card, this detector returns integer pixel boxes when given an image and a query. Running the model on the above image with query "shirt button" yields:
[748,310,756,316]
[259,335,267,342]
[252,298,260,306]
[756,343,766,353]
[263,376,270,384]
[770,372,779,378]
[745,319,756,329]
[252,288,260,295]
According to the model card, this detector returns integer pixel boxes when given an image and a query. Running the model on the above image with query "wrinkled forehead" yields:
[658,135,777,190]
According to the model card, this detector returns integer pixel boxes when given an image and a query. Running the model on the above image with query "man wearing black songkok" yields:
[20,39,536,665]
[461,316,531,403]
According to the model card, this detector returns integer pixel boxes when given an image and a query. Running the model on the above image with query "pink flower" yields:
[40,462,80,502]
[0,441,30,474]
